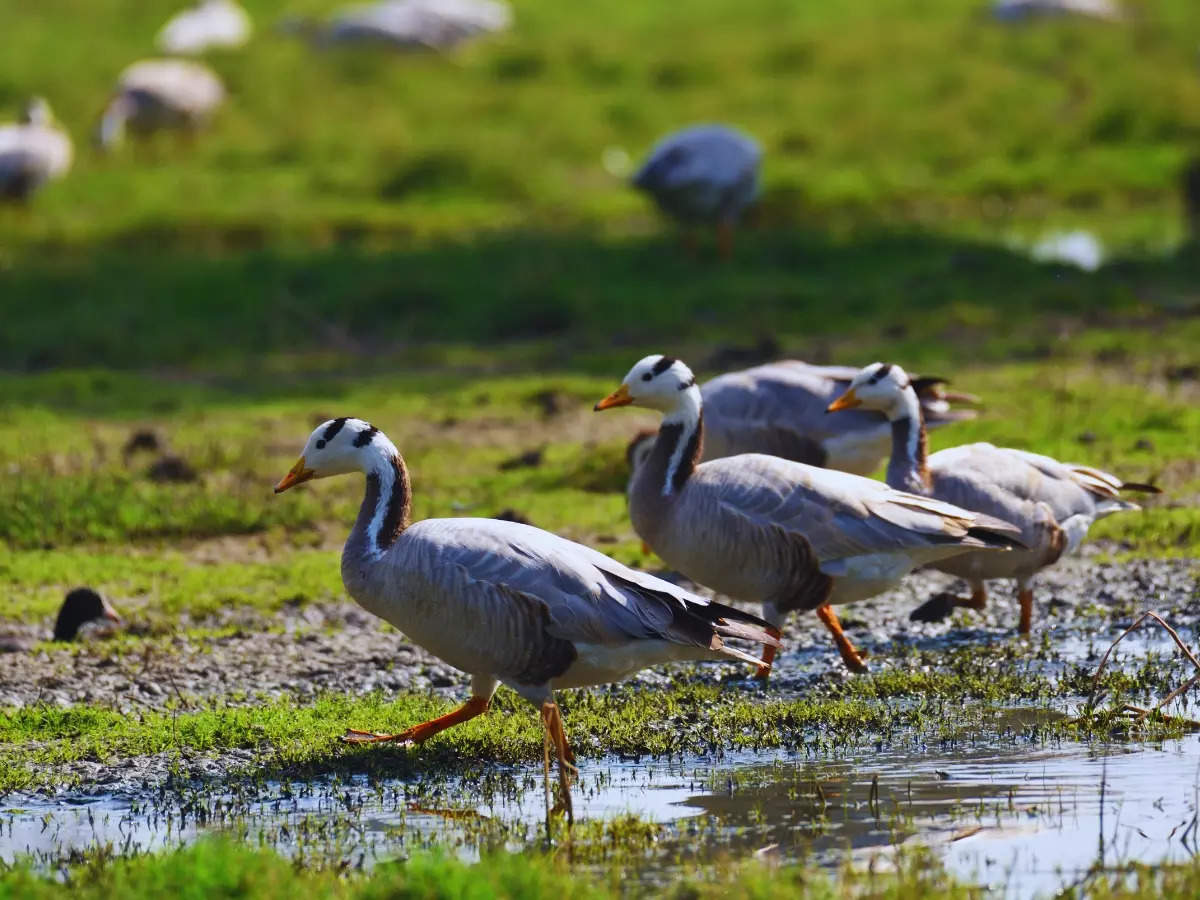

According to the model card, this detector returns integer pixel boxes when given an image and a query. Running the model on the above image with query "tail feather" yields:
[1118,481,1161,494]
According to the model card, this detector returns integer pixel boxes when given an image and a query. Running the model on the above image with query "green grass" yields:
[1,0,1199,371]
[3,835,1200,899]
[2,642,1194,794]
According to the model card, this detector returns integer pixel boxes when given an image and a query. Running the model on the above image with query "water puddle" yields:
[5,731,1198,897]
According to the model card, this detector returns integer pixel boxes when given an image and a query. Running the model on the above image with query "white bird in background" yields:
[828,362,1157,633]
[632,124,762,259]
[0,98,72,203]
[273,417,778,817]
[158,0,253,55]
[96,60,226,150]
[295,0,512,51]
[991,0,1123,23]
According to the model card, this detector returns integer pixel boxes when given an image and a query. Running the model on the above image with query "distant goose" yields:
[96,60,225,150]
[828,362,1158,632]
[991,0,1122,22]
[287,0,511,51]
[274,417,778,815]
[0,588,122,654]
[0,98,72,202]
[626,360,977,479]
[158,0,252,54]
[632,124,761,258]
[596,356,1021,677]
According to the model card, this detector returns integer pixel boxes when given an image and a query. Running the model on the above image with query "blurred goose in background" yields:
[0,588,122,654]
[632,125,761,259]
[96,60,225,150]
[596,356,1021,677]
[991,0,1122,22]
[286,0,511,51]
[828,362,1158,632]
[0,98,72,202]
[158,0,252,54]
[274,417,778,816]
[626,360,977,479]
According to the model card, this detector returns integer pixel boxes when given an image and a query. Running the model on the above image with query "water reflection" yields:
[4,731,1198,897]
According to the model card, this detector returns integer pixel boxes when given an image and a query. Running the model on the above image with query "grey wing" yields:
[931,444,1103,520]
[697,455,1009,564]
[419,521,769,659]
[704,364,888,459]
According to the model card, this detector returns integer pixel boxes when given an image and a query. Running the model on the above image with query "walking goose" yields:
[632,124,761,259]
[0,98,72,202]
[828,363,1158,632]
[96,60,225,150]
[274,417,778,814]
[595,356,1021,677]
[626,360,977,479]
[158,0,252,54]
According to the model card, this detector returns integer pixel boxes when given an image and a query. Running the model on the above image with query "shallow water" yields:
[6,731,1199,897]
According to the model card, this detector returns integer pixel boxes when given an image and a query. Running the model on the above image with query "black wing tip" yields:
[967,526,1028,551]
[1120,481,1162,495]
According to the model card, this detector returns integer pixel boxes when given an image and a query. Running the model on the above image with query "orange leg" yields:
[963,585,988,612]
[716,221,734,260]
[816,604,869,673]
[753,626,784,681]
[343,695,489,745]
[1018,588,1033,636]
[541,701,577,822]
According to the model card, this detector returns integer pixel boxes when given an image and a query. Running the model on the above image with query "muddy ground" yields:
[3,547,1196,717]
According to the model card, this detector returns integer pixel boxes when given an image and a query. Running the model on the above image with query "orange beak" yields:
[274,456,315,493]
[594,383,634,411]
[101,601,122,625]
[826,388,861,413]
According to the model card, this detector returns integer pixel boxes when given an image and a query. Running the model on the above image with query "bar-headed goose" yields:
[0,98,72,202]
[626,360,976,479]
[828,363,1158,632]
[158,0,252,54]
[632,124,761,259]
[595,356,1021,677]
[274,417,778,815]
[96,60,225,150]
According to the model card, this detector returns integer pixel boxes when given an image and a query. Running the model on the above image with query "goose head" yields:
[595,355,697,413]
[274,417,396,492]
[54,588,121,642]
[827,362,914,419]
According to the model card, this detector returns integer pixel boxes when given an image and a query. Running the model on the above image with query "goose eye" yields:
[641,373,652,382]
[316,439,326,449]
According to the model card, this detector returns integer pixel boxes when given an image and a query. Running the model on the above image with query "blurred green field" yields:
[1,0,1199,370]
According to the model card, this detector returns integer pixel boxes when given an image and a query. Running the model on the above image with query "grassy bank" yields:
[3,836,1199,899]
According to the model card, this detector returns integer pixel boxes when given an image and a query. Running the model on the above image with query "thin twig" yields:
[1087,611,1200,712]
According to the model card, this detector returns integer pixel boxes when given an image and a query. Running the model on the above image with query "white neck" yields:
[662,385,702,496]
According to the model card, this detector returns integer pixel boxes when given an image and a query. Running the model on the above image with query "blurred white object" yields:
[316,0,511,50]
[0,98,72,202]
[97,60,225,150]
[992,0,1123,22]
[632,124,761,257]
[158,0,252,54]
[1032,231,1104,271]
[601,146,631,178]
